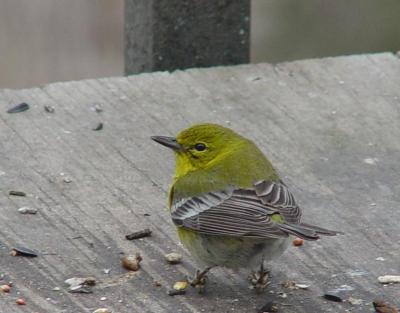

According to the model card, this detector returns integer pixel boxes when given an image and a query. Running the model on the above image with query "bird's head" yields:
[151,123,245,175]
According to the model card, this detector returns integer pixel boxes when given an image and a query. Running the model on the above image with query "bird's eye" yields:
[194,143,206,151]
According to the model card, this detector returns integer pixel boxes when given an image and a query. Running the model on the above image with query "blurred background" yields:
[1,0,399,88]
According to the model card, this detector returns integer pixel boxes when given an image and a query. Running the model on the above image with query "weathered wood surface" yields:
[124,0,250,74]
[1,53,400,312]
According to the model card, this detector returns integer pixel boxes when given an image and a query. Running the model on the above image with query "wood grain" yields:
[0,52,399,312]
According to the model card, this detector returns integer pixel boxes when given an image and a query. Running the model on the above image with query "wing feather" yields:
[171,180,340,240]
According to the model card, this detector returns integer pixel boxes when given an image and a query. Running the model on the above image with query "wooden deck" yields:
[0,53,399,312]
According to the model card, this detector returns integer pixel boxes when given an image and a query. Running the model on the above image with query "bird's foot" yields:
[189,267,212,294]
[248,264,270,292]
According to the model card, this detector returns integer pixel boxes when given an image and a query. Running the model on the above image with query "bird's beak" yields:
[151,136,182,151]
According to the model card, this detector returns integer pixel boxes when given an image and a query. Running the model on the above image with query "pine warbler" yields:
[152,123,340,292]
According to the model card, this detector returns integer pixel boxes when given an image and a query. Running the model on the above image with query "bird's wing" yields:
[253,180,301,224]
[171,180,339,240]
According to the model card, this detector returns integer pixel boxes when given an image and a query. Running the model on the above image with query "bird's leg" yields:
[190,266,212,293]
[248,260,270,292]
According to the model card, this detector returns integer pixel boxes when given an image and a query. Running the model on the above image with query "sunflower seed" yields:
[125,228,151,240]
[9,191,26,197]
[323,294,343,302]
[7,103,29,113]
[93,123,103,131]
[11,246,38,257]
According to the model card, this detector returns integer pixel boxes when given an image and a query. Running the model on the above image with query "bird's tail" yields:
[279,222,343,240]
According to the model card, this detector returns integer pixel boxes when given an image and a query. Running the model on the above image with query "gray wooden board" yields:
[0,52,399,312]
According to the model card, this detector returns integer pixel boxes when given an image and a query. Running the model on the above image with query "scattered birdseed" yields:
[15,298,26,305]
[44,105,55,113]
[65,276,96,293]
[11,246,38,257]
[363,158,378,165]
[165,252,182,264]
[281,281,295,289]
[296,284,310,289]
[93,309,112,313]
[323,294,343,302]
[125,228,152,240]
[292,238,304,246]
[63,177,72,183]
[9,191,26,197]
[18,207,38,215]
[282,281,310,290]
[91,104,103,113]
[0,285,11,293]
[373,300,399,313]
[173,281,187,291]
[93,123,103,131]
[71,277,95,286]
[7,103,29,113]
[121,253,142,271]
[378,275,400,284]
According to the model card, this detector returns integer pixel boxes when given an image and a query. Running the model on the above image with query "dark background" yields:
[1,0,399,88]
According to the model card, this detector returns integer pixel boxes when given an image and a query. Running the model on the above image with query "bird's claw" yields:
[248,265,270,292]
[189,267,211,294]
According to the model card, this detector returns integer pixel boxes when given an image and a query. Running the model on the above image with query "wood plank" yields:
[0,52,399,312]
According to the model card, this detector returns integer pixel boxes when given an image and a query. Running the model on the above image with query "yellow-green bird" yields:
[152,123,340,292]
